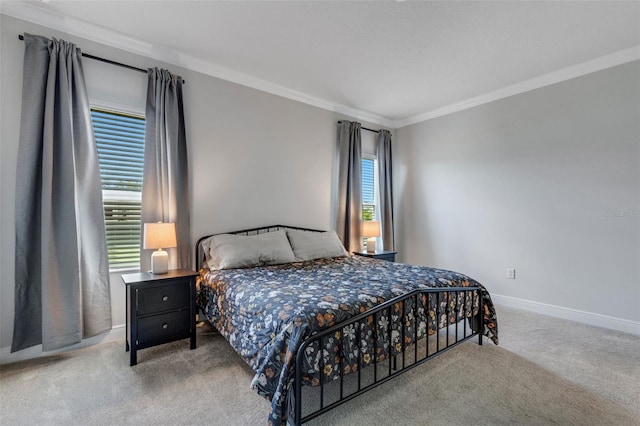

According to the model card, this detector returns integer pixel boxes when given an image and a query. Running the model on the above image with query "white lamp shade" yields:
[143,222,177,250]
[362,221,381,238]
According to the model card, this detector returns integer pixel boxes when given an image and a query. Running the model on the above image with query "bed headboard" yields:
[194,225,324,270]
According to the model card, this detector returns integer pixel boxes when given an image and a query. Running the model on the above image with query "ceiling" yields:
[3,1,640,127]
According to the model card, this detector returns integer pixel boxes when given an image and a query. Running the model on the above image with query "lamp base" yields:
[151,249,169,274]
[366,237,376,253]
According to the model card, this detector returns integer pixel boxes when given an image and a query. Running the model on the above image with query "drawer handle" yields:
[162,295,169,302]
[162,323,168,329]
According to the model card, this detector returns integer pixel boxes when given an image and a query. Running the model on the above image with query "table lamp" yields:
[362,221,380,253]
[143,222,177,274]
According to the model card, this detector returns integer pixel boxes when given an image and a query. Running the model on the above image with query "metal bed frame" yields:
[293,286,482,425]
[195,225,483,426]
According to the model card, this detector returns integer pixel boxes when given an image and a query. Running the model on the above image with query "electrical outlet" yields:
[507,268,516,279]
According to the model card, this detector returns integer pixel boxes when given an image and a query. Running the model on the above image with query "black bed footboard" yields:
[293,286,483,425]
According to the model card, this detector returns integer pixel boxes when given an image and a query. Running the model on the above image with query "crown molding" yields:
[3,2,638,130]
[1,1,396,128]
[395,45,640,128]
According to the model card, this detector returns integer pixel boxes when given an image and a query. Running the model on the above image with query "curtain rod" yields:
[18,34,185,84]
[337,121,382,134]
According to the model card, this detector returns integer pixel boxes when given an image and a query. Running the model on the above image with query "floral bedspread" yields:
[196,256,498,425]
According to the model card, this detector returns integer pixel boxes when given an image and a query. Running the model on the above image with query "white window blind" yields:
[362,157,376,221]
[92,108,145,269]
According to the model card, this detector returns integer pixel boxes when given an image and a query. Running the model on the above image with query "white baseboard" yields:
[492,293,640,336]
[3,297,638,363]
[0,324,125,365]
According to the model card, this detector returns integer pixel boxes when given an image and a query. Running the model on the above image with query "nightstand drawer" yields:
[137,310,191,345]
[374,253,396,262]
[137,281,191,315]
[353,250,397,262]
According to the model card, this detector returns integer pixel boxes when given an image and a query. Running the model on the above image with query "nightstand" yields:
[353,250,397,262]
[121,269,199,366]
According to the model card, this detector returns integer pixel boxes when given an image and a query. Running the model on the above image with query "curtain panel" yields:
[12,34,111,352]
[336,121,363,252]
[377,129,394,251]
[141,68,191,271]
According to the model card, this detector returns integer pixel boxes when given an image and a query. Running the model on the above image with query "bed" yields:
[195,225,498,425]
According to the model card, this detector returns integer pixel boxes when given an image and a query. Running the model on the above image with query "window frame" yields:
[362,154,379,222]
[91,103,145,272]
[361,153,382,250]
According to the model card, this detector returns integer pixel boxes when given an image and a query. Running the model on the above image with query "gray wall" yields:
[395,61,640,323]
[0,14,381,352]
[2,13,637,356]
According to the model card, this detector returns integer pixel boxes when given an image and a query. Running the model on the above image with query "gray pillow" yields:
[286,229,348,261]
[200,236,214,267]
[205,230,296,270]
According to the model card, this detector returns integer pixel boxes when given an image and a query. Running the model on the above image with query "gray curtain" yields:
[141,68,191,271]
[12,34,111,353]
[377,129,394,251]
[336,121,363,252]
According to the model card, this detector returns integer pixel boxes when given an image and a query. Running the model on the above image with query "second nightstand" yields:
[353,250,397,262]
[121,269,199,366]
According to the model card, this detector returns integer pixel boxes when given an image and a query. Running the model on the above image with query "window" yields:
[92,108,145,270]
[362,157,376,221]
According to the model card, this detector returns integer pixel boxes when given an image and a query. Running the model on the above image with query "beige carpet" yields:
[1,305,639,425]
